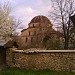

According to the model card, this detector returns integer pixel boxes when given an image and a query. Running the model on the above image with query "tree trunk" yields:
[64,37,69,49]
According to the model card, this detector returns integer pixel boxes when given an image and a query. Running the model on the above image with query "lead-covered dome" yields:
[30,15,51,24]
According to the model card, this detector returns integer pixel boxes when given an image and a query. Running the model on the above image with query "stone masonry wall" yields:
[6,48,75,72]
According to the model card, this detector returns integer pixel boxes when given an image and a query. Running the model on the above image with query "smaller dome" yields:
[30,15,51,24]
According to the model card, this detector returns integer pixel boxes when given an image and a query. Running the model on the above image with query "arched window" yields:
[34,31,36,35]
[26,37,28,42]
[33,24,34,27]
[31,37,33,42]
[29,31,30,36]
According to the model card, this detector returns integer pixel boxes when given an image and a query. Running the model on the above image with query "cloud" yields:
[11,0,52,29]
[12,6,40,28]
[35,0,51,11]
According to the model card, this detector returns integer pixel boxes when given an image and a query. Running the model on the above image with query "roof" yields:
[0,40,16,48]
[30,15,51,24]
[4,40,14,48]
[0,40,9,46]
[4,40,19,48]
[21,28,28,32]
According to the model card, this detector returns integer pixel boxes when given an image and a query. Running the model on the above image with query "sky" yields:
[1,0,52,30]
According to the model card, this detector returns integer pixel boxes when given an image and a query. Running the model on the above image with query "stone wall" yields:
[6,48,75,72]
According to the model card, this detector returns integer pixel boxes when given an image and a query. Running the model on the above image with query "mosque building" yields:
[20,15,60,49]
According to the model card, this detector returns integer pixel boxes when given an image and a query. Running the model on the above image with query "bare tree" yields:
[10,18,22,36]
[49,0,75,49]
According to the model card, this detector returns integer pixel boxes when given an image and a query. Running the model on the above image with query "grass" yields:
[0,67,75,75]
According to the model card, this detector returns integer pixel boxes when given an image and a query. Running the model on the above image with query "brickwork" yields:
[6,49,75,72]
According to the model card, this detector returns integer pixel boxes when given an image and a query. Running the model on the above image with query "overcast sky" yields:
[2,0,52,29]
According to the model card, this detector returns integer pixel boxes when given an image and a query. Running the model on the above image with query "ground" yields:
[0,67,75,75]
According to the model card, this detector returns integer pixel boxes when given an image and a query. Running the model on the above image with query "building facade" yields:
[20,15,59,49]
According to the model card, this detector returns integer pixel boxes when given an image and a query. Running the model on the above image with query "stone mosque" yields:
[20,15,59,49]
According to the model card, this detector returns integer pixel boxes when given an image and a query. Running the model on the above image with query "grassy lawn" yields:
[0,67,75,75]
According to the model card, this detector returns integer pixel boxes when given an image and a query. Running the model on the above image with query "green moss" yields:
[0,67,75,75]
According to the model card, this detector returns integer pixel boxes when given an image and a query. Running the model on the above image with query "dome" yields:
[30,15,51,24]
